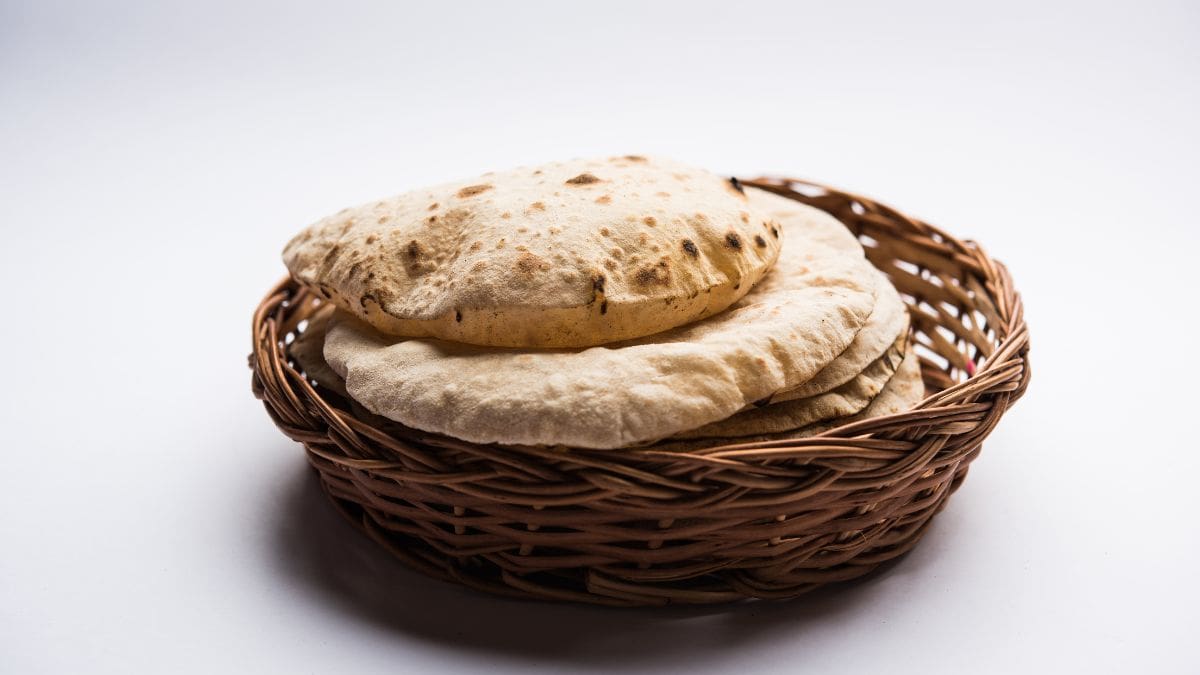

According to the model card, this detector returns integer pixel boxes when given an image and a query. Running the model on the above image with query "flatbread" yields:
[283,156,784,348]
[645,349,926,453]
[743,190,909,403]
[321,202,879,449]
[286,305,346,397]
[770,274,908,402]
[790,348,926,436]
[671,330,907,439]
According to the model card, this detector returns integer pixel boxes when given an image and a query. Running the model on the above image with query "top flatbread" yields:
[321,194,879,449]
[283,156,784,348]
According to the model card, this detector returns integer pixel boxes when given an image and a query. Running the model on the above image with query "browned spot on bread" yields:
[471,260,487,273]
[501,212,512,219]
[603,259,617,271]
[692,212,710,224]
[752,396,773,407]
[643,216,656,226]
[681,239,699,258]
[406,240,423,259]
[427,215,437,224]
[595,194,612,204]
[755,235,767,247]
[456,184,492,198]
[349,262,362,277]
[360,293,376,308]
[592,273,606,293]
[455,310,463,322]
[656,191,671,198]
[672,173,690,182]
[638,233,649,246]
[771,224,780,238]
[427,202,438,211]
[755,357,767,368]
[740,211,750,223]
[728,176,745,196]
[469,241,482,252]
[610,247,623,259]
[565,173,601,185]
[634,258,672,286]
[377,215,390,224]
[515,251,550,276]
[340,221,353,234]
[367,272,376,280]
[322,245,341,264]
[725,232,743,250]
[365,234,377,244]
[532,169,543,175]
[600,227,610,237]
[527,201,546,212]
[624,155,647,162]
[599,300,608,314]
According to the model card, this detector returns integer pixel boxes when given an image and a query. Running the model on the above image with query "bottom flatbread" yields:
[287,305,347,397]
[288,309,924,450]
[644,349,925,452]
[671,330,908,439]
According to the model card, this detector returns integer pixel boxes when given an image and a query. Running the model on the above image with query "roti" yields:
[671,330,907,439]
[645,349,926,453]
[283,156,784,348]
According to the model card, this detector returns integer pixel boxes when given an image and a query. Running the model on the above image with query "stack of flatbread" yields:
[283,156,924,450]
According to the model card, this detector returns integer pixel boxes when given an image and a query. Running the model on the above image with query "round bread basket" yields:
[251,177,1030,606]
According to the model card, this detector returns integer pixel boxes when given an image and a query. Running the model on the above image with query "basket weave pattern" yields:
[251,178,1030,606]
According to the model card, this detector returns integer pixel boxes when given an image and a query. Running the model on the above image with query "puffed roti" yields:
[284,156,784,348]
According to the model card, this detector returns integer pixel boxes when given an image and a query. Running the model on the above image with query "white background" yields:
[2,1,1197,673]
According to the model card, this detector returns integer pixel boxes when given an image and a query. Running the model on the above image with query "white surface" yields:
[2,1,1197,673]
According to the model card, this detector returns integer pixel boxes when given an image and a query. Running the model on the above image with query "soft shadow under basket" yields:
[250,177,1031,606]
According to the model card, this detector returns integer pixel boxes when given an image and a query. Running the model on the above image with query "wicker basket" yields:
[250,177,1030,606]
